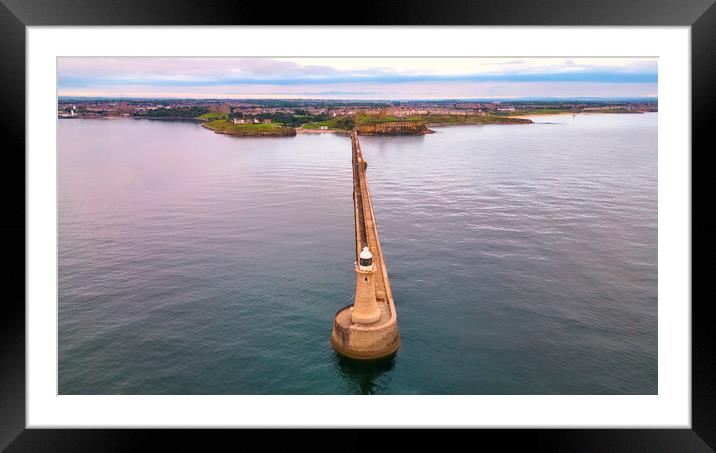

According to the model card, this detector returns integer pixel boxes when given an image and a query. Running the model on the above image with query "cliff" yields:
[356,121,433,136]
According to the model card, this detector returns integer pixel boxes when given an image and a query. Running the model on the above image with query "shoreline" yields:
[296,128,351,135]
[426,121,530,127]
[510,112,578,119]
[511,111,652,119]
[200,122,297,137]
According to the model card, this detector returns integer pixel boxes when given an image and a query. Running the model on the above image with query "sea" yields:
[58,113,657,394]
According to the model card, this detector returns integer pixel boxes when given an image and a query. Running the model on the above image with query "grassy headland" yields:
[417,114,532,126]
[351,113,532,135]
[197,112,230,121]
[133,106,533,137]
[202,119,297,137]
[301,116,356,132]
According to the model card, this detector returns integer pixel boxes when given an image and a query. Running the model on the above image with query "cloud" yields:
[59,70,657,88]
[57,57,658,99]
[59,58,336,78]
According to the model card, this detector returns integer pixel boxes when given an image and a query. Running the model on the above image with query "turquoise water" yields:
[58,113,657,394]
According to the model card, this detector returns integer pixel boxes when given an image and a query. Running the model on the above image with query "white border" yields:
[27,26,690,428]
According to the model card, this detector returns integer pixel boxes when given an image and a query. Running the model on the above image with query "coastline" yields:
[511,111,649,119]
[296,128,351,136]
[510,112,579,119]
[200,122,297,137]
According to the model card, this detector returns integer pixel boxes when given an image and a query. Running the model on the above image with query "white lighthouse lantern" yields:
[359,247,373,271]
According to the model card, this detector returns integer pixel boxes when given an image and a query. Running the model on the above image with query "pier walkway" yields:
[331,132,400,359]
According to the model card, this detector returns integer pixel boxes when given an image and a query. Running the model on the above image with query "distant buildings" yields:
[231,117,271,125]
[58,99,658,120]
[208,103,231,114]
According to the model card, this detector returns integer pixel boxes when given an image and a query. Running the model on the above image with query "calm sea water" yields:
[58,113,657,394]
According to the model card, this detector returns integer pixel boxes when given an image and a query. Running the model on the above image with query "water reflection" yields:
[333,352,396,394]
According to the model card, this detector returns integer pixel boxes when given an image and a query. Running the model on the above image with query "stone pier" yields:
[331,131,400,360]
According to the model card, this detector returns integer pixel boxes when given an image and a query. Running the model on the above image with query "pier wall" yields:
[331,132,400,359]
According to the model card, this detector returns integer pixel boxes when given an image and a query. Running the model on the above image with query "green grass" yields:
[301,123,323,129]
[204,119,281,131]
[302,116,355,131]
[203,119,295,135]
[197,112,229,121]
[356,113,412,125]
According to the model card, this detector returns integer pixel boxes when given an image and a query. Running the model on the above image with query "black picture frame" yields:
[1,0,713,450]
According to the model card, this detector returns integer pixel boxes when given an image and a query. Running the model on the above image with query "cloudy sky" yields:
[57,57,657,100]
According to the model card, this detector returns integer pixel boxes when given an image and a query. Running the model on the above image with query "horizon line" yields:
[57,95,659,102]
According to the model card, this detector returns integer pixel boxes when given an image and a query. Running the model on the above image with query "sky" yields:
[57,57,657,100]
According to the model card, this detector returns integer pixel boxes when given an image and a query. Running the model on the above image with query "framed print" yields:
[2,0,715,450]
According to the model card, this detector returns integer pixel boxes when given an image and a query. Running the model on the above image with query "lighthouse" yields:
[351,246,381,324]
